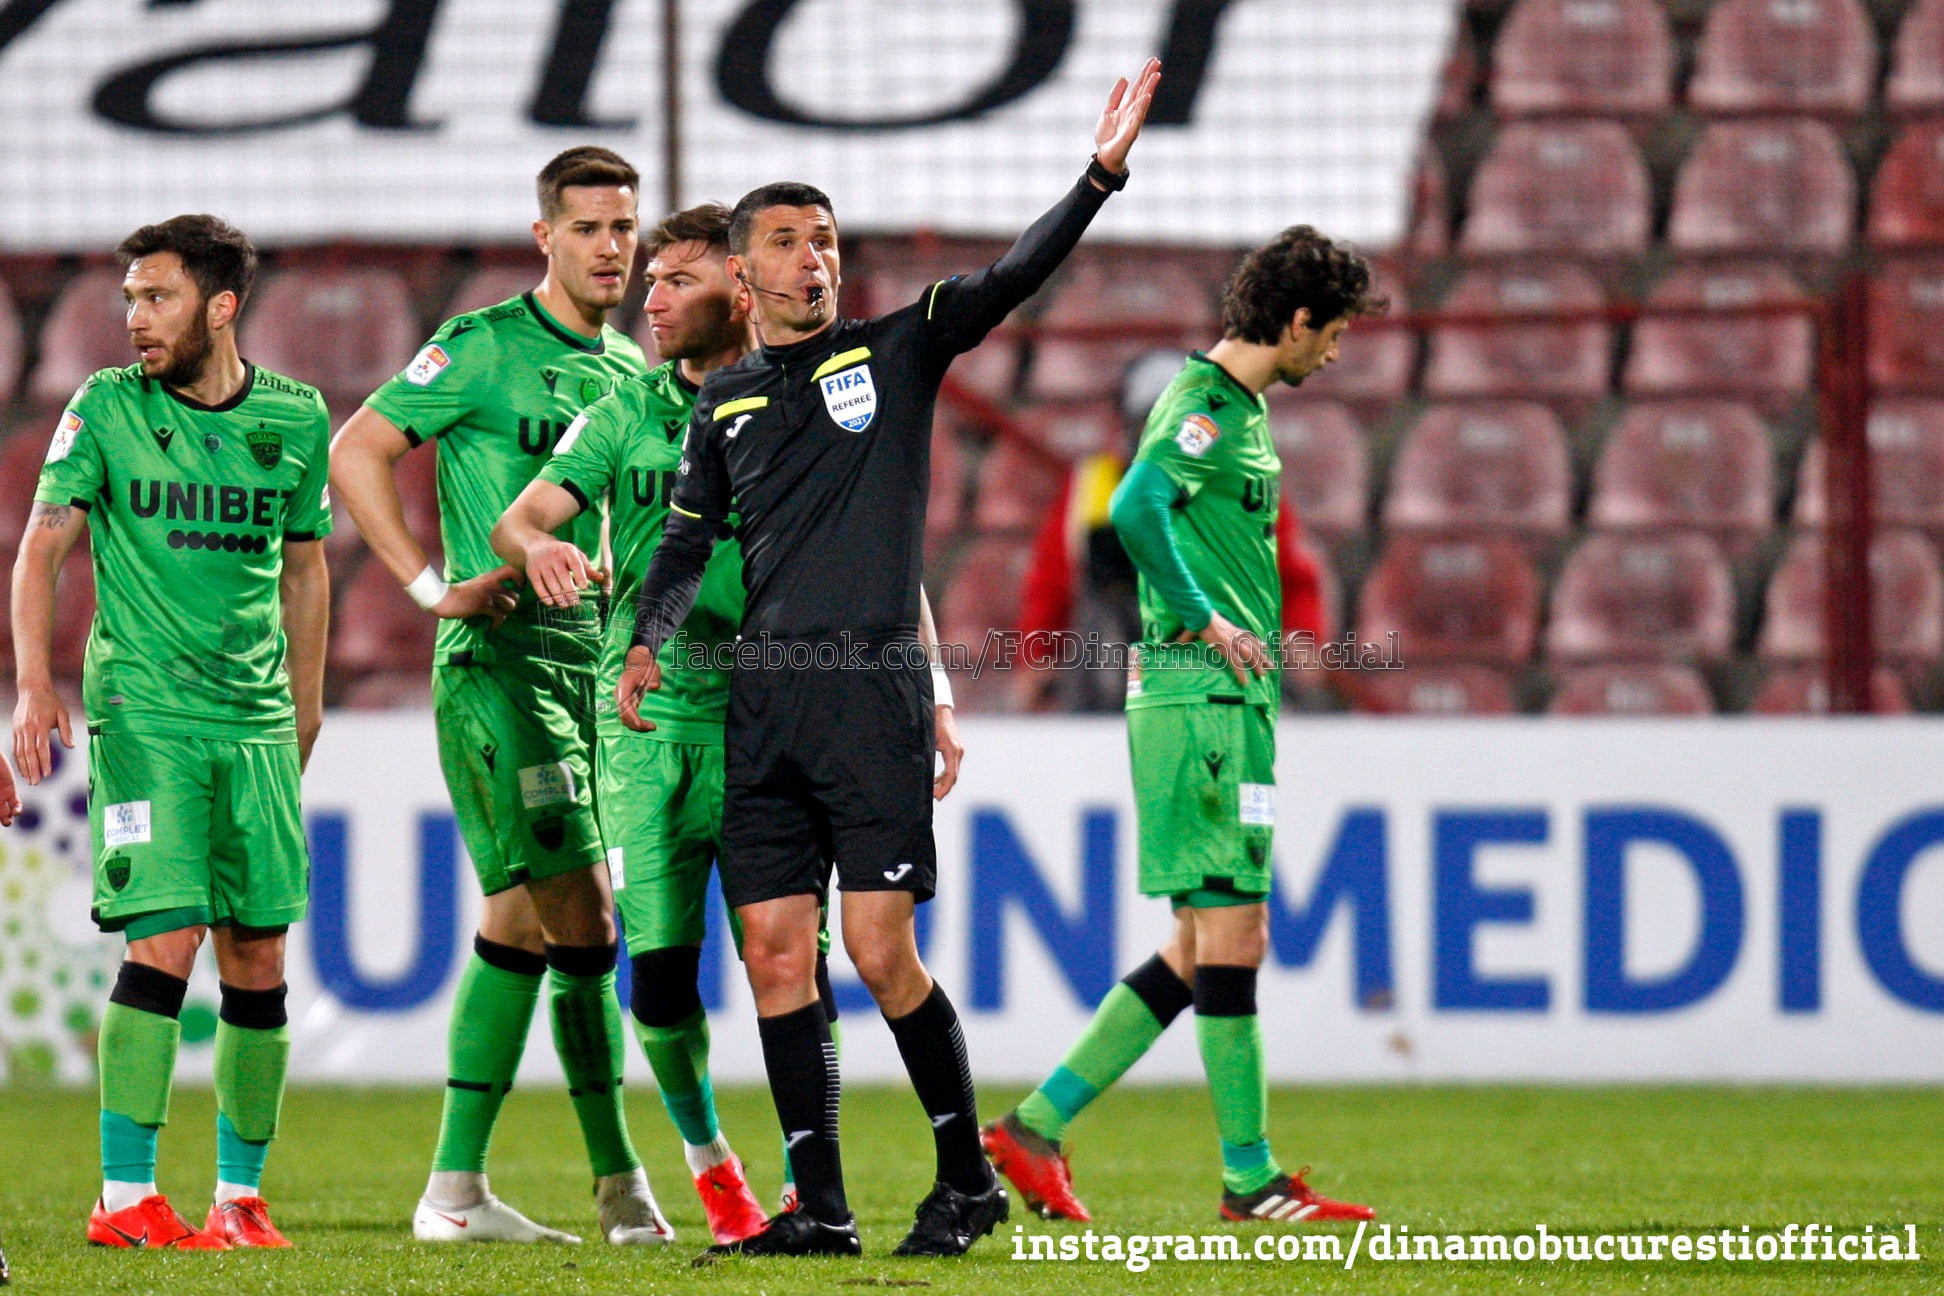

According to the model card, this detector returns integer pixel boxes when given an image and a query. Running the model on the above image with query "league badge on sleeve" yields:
[45,410,83,463]
[404,343,452,387]
[1175,413,1221,457]
[819,363,878,433]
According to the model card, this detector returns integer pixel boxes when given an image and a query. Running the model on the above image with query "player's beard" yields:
[661,296,742,362]
[153,310,215,389]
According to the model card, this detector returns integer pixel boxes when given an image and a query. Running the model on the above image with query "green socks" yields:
[431,938,544,1174]
[98,963,187,1191]
[213,983,291,1193]
[1017,954,1194,1143]
[633,1007,721,1148]
[547,944,640,1178]
[1195,965,1282,1195]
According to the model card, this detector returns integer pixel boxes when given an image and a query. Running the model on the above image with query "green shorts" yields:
[1127,701,1277,899]
[434,657,604,896]
[89,731,308,936]
[599,733,725,950]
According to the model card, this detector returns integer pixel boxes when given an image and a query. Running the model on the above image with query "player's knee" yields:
[742,939,814,999]
[630,945,703,1027]
[844,938,922,1001]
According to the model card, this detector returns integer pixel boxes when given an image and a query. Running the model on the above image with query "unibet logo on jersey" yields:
[819,364,877,432]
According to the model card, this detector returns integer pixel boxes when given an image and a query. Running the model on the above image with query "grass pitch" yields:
[0,1083,1938,1294]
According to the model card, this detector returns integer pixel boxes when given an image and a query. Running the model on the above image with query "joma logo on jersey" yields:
[128,479,293,527]
[818,365,877,433]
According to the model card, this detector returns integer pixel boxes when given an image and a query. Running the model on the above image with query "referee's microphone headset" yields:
[737,270,825,307]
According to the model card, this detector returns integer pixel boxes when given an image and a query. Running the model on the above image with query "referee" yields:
[619,59,1162,1260]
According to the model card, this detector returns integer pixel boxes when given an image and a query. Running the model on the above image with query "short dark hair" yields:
[116,214,258,308]
[646,202,733,260]
[536,146,639,221]
[728,182,834,255]
[1220,225,1388,344]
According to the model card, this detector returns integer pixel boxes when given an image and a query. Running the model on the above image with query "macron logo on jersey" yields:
[404,344,452,387]
[1175,413,1221,457]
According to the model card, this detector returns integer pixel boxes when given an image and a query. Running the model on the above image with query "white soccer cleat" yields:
[412,1194,582,1243]
[595,1169,675,1245]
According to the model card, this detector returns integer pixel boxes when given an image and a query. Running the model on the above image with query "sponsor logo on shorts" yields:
[883,862,914,883]
[104,800,152,848]
[1175,413,1221,457]
[47,410,84,462]
[518,761,578,809]
[404,344,451,387]
[1239,783,1275,827]
[607,845,625,890]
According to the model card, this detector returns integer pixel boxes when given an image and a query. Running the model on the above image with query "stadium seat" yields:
[1868,118,1944,247]
[928,417,966,536]
[1545,533,1737,663]
[1868,258,1944,394]
[1290,271,1414,408]
[1794,403,1944,532]
[1548,663,1717,715]
[1758,529,1944,664]
[1267,399,1366,546]
[29,268,130,407]
[1750,665,1912,712]
[1490,0,1674,117]
[244,268,420,411]
[1588,400,1774,548]
[1888,0,1944,114]
[1382,401,1571,540]
[1422,264,1610,403]
[1688,0,1877,117]
[1351,664,1518,716]
[330,554,438,678]
[1622,263,1813,407]
[1460,121,1651,257]
[937,534,1035,712]
[970,439,1066,532]
[1667,120,1855,256]
[0,426,55,556]
[1435,20,1478,120]
[1023,255,1216,404]
[1356,535,1542,665]
[1407,150,1451,259]
[444,266,537,319]
[0,279,21,408]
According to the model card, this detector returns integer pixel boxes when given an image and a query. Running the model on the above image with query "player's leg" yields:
[777,939,841,1212]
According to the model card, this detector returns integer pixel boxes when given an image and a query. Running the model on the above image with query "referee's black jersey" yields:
[632,172,1115,650]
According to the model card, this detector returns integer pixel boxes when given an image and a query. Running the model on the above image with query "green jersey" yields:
[364,292,650,664]
[1126,353,1281,710]
[34,364,333,739]
[538,364,744,743]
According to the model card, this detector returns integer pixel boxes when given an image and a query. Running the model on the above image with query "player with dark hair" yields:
[331,146,671,1245]
[619,59,1163,1261]
[13,214,331,1250]
[984,225,1386,1225]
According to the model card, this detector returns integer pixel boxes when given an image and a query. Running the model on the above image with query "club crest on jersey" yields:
[1176,413,1221,457]
[246,424,282,470]
[405,343,451,387]
[819,364,877,433]
[46,410,83,462]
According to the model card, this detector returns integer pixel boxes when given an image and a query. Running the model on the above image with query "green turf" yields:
[0,1083,1938,1294]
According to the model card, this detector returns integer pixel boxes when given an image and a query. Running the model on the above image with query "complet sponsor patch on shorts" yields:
[1175,413,1221,457]
[1239,783,1275,826]
[607,845,625,889]
[104,800,152,847]
[519,761,579,809]
[404,343,451,387]
[46,410,83,462]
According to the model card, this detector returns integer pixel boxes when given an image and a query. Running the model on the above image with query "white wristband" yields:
[931,663,955,709]
[404,564,450,611]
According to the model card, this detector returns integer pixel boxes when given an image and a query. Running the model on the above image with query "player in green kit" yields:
[331,147,669,1245]
[985,226,1384,1225]
[12,216,331,1250]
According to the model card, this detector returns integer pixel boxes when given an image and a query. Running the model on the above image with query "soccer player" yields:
[618,59,1163,1260]
[12,215,331,1250]
[330,147,668,1245]
[983,226,1386,1225]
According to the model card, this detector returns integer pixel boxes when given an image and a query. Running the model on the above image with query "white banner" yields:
[3,716,1942,1086]
[0,0,1453,249]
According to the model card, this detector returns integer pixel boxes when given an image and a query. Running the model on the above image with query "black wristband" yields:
[1086,154,1129,192]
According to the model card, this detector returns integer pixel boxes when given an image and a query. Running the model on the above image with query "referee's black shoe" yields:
[893,1179,1011,1256]
[691,1210,861,1265]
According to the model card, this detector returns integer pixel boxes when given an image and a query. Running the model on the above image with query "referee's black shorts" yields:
[719,637,937,909]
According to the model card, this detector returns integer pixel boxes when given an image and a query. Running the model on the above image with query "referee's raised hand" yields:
[1093,57,1163,179]
[616,645,664,732]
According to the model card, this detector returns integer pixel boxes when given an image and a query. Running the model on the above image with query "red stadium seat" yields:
[1668,120,1855,256]
[1407,150,1451,259]
[1868,257,1944,394]
[1546,533,1737,663]
[330,554,438,678]
[245,269,420,411]
[938,534,1035,713]
[1688,0,1877,117]
[1267,399,1366,546]
[1435,21,1479,120]
[1869,118,1944,247]
[1460,121,1651,257]
[1622,263,1813,407]
[1750,665,1912,712]
[1548,663,1717,715]
[1025,256,1215,403]
[970,440,1065,532]
[1422,264,1610,403]
[1793,403,1944,532]
[29,268,130,407]
[1356,535,1542,665]
[0,279,21,408]
[1290,270,1415,408]
[1382,402,1571,540]
[928,417,967,536]
[1352,664,1517,716]
[445,266,537,319]
[1589,400,1774,548]
[1889,0,1944,114]
[1490,0,1674,117]
[1758,530,1944,664]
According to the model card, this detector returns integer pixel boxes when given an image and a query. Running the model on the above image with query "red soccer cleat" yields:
[204,1196,293,1248]
[1220,1167,1375,1223]
[692,1155,767,1245]
[980,1111,1092,1223]
[87,1195,229,1249]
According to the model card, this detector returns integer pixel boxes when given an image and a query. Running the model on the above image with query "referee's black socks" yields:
[757,1000,849,1223]
[886,981,994,1195]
